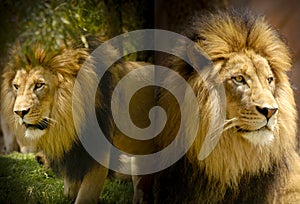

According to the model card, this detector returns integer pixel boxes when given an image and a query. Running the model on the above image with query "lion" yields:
[153,10,300,203]
[1,41,155,203]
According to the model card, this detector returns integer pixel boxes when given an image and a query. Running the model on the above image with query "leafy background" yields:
[0,0,153,66]
[0,0,153,203]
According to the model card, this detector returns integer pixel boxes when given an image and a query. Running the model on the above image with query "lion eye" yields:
[232,75,246,84]
[13,84,19,91]
[34,83,45,90]
[267,77,274,84]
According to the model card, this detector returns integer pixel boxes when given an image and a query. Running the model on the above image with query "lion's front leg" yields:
[63,177,81,201]
[75,164,109,204]
[132,174,154,204]
[1,115,18,154]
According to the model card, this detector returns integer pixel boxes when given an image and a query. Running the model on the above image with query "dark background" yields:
[0,0,299,148]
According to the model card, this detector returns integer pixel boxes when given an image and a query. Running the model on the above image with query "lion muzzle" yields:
[256,106,278,121]
[13,95,32,120]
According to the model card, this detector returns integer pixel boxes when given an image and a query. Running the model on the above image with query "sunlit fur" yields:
[1,42,155,203]
[157,11,300,203]
[1,43,106,204]
[1,44,95,159]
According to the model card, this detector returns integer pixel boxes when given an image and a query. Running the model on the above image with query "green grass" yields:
[0,152,133,204]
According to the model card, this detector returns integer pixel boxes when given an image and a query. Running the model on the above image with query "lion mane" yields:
[1,44,93,158]
[1,41,154,203]
[154,11,300,203]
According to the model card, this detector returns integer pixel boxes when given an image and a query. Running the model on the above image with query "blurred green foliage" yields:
[0,152,133,203]
[20,0,110,50]
[0,0,153,66]
[0,0,108,53]
[0,1,153,202]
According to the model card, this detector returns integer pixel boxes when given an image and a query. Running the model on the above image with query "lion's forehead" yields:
[14,68,52,87]
[250,55,273,77]
[223,53,277,107]
[13,69,27,83]
[225,53,273,80]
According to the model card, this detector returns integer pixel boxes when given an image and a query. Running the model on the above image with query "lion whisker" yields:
[10,115,21,126]
[223,118,239,132]
[44,117,57,124]
[8,115,17,123]
[27,114,40,117]
[276,118,291,123]
[204,118,239,142]
[39,120,49,129]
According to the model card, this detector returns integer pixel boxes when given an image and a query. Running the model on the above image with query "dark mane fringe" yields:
[183,10,291,72]
[155,9,298,203]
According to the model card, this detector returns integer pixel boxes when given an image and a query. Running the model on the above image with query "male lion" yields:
[1,42,154,203]
[153,11,300,203]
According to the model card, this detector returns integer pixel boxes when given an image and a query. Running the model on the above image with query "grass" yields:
[0,152,133,204]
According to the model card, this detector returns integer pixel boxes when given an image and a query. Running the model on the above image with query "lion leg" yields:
[1,116,18,154]
[132,174,154,204]
[75,164,108,204]
[16,134,36,153]
[64,177,81,200]
[35,151,49,168]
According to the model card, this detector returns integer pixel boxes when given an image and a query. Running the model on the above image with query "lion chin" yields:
[24,129,46,139]
[240,128,274,146]
[237,123,276,146]
[24,123,48,139]
[20,119,49,139]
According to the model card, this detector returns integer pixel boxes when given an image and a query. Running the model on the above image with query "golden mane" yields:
[1,43,97,159]
[157,11,298,202]
[1,41,156,203]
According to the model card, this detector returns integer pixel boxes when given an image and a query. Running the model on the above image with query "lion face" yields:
[12,68,57,139]
[221,51,278,146]
[1,45,93,158]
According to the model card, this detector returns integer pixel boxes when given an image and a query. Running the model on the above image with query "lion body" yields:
[1,43,154,203]
[2,10,300,204]
[154,11,300,203]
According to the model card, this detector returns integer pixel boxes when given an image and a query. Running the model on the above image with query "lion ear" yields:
[187,43,211,72]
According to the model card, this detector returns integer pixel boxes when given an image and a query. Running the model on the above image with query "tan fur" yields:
[1,42,154,203]
[158,11,300,203]
[1,44,90,158]
[1,114,18,153]
[75,165,109,204]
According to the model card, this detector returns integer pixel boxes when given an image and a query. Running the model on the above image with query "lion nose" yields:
[14,108,30,119]
[256,106,278,120]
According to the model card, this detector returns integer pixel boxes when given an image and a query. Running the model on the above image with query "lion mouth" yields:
[24,119,49,130]
[236,126,270,133]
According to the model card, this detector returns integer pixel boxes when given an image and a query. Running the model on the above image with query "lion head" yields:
[158,11,298,199]
[1,43,97,159]
[221,51,278,146]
